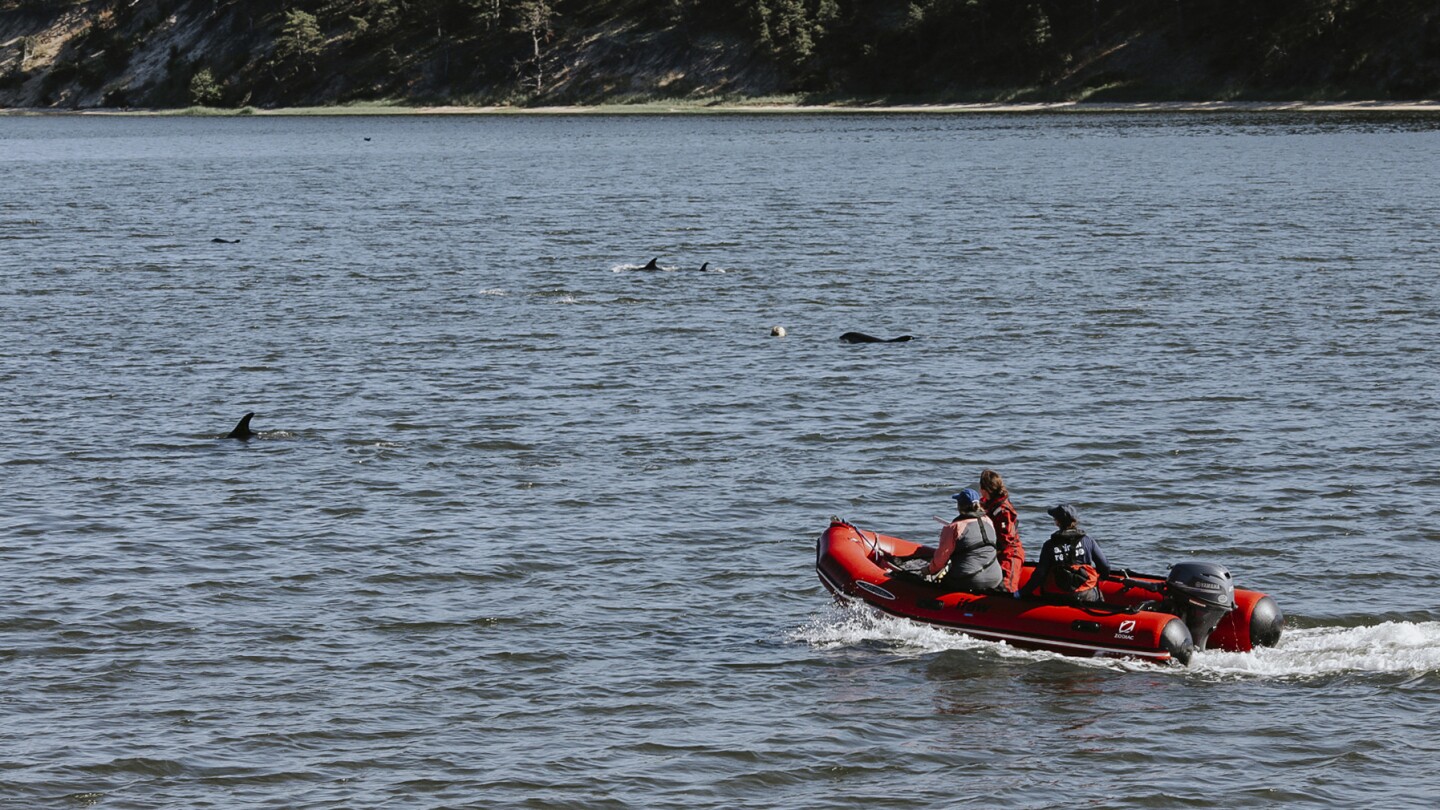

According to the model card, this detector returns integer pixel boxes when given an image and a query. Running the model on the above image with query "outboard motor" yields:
[1165,562,1236,651]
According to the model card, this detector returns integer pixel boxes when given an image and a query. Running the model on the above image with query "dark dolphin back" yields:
[840,332,913,344]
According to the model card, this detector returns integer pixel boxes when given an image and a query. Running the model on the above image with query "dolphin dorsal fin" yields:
[643,257,659,270]
[227,412,256,440]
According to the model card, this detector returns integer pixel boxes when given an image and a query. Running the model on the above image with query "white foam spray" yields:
[793,605,1440,679]
[1192,621,1440,679]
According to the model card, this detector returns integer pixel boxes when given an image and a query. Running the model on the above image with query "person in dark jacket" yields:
[1017,504,1111,603]
[924,488,1003,592]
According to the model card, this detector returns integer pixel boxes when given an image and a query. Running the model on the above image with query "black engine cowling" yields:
[1165,562,1237,651]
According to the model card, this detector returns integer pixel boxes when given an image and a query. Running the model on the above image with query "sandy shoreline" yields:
[3,100,1440,116]
[408,100,1440,116]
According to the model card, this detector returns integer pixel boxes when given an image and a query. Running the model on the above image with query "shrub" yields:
[189,66,223,105]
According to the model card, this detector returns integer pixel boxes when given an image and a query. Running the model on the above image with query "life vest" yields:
[928,513,1000,588]
[1045,528,1098,594]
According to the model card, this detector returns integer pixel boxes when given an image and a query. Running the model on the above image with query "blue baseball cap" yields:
[952,488,981,507]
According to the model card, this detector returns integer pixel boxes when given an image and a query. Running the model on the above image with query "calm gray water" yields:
[2,112,1439,808]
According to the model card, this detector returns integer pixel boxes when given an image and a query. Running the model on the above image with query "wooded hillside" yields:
[3,0,1439,108]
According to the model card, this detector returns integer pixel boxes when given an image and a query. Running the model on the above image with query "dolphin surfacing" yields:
[840,331,914,344]
[226,412,256,440]
[642,257,660,270]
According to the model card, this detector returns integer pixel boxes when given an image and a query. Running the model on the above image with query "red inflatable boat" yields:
[815,518,1284,665]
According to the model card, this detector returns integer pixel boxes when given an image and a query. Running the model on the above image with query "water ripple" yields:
[2,112,1439,808]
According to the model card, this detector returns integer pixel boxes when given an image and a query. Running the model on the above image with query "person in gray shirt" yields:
[922,488,1002,592]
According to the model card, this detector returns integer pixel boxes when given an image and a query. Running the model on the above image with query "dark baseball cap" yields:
[1047,504,1079,525]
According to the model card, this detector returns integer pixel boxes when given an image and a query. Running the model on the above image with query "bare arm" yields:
[928,520,961,575]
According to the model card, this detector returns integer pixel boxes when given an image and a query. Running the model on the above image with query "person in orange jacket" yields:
[979,469,1024,593]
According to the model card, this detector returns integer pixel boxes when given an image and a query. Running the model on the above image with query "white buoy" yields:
[771,326,787,337]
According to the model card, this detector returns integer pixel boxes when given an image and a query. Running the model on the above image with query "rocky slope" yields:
[2,0,1437,109]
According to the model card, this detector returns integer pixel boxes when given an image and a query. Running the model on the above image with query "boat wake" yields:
[1190,620,1440,678]
[792,606,1440,678]
[790,605,1071,664]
